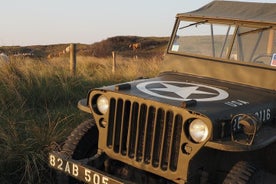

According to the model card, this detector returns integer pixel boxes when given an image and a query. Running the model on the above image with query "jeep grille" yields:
[106,98,183,172]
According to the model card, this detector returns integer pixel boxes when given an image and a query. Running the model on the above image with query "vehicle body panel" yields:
[49,1,276,183]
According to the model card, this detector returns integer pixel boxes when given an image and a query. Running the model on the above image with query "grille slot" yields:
[107,98,182,171]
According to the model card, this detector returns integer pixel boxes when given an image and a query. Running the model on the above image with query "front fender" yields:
[77,98,91,113]
[205,126,276,151]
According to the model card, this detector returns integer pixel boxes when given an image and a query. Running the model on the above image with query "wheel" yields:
[57,118,99,183]
[223,161,256,184]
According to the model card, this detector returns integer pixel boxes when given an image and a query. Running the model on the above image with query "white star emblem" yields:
[136,81,229,102]
[151,82,216,99]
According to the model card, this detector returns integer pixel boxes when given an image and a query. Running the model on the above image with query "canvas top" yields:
[177,1,276,25]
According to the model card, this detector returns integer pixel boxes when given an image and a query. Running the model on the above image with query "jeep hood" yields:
[99,71,275,122]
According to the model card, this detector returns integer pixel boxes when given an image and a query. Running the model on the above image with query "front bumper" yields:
[49,151,125,184]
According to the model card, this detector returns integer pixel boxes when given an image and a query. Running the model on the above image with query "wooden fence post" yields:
[70,43,76,76]
[112,51,116,74]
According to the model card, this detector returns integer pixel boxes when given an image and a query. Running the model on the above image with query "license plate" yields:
[49,152,123,184]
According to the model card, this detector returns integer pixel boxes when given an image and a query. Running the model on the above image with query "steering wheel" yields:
[252,53,272,65]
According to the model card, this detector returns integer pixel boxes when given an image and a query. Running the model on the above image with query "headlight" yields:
[96,95,109,114]
[189,119,209,143]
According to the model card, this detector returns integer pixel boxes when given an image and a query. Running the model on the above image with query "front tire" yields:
[57,118,99,183]
[223,161,256,184]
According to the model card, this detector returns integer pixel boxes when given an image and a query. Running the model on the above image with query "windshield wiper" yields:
[179,20,208,30]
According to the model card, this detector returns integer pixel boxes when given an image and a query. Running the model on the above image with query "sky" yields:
[1,0,276,46]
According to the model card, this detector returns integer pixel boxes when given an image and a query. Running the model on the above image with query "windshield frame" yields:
[167,17,276,67]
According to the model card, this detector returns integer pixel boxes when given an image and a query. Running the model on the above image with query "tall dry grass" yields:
[0,55,161,183]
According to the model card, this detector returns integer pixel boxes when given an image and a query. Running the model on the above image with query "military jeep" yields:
[49,1,276,183]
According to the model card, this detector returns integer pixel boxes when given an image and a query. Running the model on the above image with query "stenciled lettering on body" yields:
[225,99,250,107]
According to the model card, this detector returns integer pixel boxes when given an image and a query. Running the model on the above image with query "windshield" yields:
[170,20,276,67]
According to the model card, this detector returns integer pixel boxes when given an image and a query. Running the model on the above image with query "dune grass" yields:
[0,56,161,183]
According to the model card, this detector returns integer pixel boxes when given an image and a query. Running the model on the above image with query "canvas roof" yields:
[177,1,276,25]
